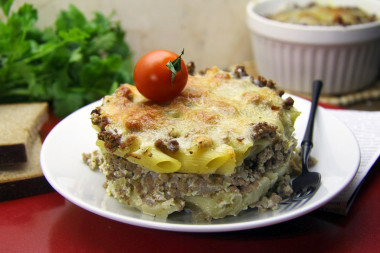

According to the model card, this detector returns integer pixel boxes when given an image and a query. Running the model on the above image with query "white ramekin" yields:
[246,0,380,95]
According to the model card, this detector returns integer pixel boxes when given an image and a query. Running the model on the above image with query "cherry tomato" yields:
[133,49,188,102]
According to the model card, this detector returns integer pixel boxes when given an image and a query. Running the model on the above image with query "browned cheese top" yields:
[91,66,299,174]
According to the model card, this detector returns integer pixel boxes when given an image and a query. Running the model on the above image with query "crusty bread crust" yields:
[0,135,53,201]
[0,103,48,165]
[0,137,43,183]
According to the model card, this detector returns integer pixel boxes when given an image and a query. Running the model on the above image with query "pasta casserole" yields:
[83,65,301,221]
[266,2,377,26]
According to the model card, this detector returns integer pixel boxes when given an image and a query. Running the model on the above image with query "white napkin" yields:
[320,109,380,215]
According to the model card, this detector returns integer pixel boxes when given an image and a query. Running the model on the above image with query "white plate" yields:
[40,96,360,232]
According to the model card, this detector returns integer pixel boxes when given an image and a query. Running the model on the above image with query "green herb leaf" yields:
[0,2,133,117]
[58,27,89,42]
[166,49,184,85]
[0,0,14,17]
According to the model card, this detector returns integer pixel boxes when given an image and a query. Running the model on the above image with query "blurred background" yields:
[2,0,379,110]
[5,0,253,70]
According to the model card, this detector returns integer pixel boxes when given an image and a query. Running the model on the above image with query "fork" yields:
[283,80,323,203]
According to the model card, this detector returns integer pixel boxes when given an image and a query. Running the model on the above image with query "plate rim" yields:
[40,95,360,232]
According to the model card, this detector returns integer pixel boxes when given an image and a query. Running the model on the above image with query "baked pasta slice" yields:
[267,3,377,26]
[83,65,300,220]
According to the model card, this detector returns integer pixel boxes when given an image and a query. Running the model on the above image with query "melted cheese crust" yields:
[92,66,299,174]
[267,3,377,26]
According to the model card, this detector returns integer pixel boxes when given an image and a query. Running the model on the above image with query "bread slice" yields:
[0,135,53,200]
[0,103,49,165]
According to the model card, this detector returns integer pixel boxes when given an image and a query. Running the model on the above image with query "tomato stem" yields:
[166,49,184,85]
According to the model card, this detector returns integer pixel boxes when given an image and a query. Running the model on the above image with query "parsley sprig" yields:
[0,0,133,117]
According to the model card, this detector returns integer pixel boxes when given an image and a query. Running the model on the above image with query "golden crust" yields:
[91,66,300,174]
[267,3,378,26]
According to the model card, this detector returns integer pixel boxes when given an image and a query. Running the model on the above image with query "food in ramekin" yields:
[267,2,378,26]
[83,65,301,221]
[246,0,380,95]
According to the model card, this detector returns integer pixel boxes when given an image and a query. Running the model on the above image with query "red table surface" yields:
[1,104,379,253]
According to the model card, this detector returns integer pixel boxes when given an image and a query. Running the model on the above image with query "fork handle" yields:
[301,80,323,146]
[301,80,323,170]
[301,141,313,170]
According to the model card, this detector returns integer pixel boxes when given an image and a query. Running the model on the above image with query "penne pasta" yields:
[250,139,271,158]
[215,156,236,175]
[126,146,181,173]
[96,139,140,157]
[184,176,271,219]
[234,141,254,165]
[173,144,235,174]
